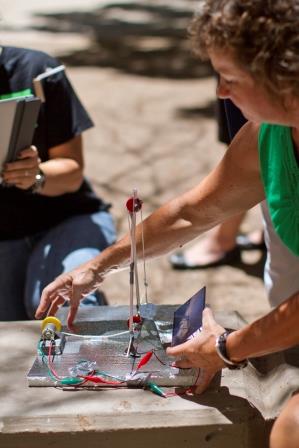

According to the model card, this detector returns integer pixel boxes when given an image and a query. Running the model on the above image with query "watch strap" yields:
[215,330,248,370]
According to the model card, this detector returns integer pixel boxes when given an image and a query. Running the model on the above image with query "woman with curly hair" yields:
[37,2,299,445]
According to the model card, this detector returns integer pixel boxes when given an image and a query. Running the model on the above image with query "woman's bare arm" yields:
[36,121,265,326]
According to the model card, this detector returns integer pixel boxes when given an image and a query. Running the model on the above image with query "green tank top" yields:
[258,123,299,256]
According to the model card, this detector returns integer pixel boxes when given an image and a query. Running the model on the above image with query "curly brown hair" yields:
[190,0,299,97]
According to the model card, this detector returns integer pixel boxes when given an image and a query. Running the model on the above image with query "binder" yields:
[33,65,65,102]
[0,96,41,167]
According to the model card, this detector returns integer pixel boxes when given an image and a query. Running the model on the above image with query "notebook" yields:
[0,96,41,167]
[33,65,65,102]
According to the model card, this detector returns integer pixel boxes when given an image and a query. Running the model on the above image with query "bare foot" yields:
[169,232,240,269]
[236,230,265,250]
[177,237,235,266]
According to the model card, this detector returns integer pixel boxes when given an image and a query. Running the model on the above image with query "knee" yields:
[270,394,299,448]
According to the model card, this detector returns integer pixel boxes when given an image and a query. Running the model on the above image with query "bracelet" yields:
[215,330,248,370]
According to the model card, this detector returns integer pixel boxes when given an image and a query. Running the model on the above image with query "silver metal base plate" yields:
[27,305,199,387]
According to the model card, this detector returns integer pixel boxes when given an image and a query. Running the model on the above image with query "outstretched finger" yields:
[67,303,80,331]
[202,307,214,327]
[35,276,71,319]
[35,285,58,319]
[47,296,66,317]
[202,307,221,332]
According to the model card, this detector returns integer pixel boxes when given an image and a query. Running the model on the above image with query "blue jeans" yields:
[0,211,116,320]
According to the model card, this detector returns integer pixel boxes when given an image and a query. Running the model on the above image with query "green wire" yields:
[60,377,84,385]
[37,340,85,386]
[37,343,126,386]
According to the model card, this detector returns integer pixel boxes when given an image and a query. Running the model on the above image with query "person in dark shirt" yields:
[0,46,116,320]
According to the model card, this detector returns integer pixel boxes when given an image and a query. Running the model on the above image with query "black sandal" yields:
[236,234,266,251]
[169,246,241,270]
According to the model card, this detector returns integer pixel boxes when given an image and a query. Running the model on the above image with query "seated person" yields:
[0,45,116,320]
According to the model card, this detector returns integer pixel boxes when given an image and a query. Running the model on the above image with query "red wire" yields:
[165,369,201,397]
[47,342,123,386]
[152,350,169,366]
[80,375,123,385]
[47,341,61,379]
[47,340,199,394]
[186,368,201,394]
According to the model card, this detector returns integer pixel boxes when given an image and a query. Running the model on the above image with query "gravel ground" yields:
[0,0,270,323]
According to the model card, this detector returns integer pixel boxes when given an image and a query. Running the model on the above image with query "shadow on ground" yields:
[176,100,217,119]
[32,1,213,79]
[181,384,273,446]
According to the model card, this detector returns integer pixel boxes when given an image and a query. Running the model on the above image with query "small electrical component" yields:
[39,316,66,355]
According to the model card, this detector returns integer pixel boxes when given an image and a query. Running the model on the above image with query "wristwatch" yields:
[215,330,248,370]
[31,168,46,194]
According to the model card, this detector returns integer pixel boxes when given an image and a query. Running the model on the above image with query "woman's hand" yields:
[2,146,40,190]
[35,263,102,330]
[166,308,226,394]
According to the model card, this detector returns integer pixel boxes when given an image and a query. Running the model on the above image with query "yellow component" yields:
[41,316,62,333]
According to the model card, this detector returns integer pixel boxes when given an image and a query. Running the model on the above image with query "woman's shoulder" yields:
[224,121,260,175]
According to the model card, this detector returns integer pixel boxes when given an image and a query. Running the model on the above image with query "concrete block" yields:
[0,307,298,448]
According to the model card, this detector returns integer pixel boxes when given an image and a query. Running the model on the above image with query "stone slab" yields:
[3,306,298,447]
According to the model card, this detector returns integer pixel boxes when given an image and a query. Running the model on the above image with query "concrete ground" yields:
[0,0,270,323]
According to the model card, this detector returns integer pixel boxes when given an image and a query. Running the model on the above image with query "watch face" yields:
[33,169,45,192]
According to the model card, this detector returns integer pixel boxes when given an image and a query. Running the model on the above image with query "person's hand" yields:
[2,146,40,190]
[166,308,226,394]
[35,263,102,330]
